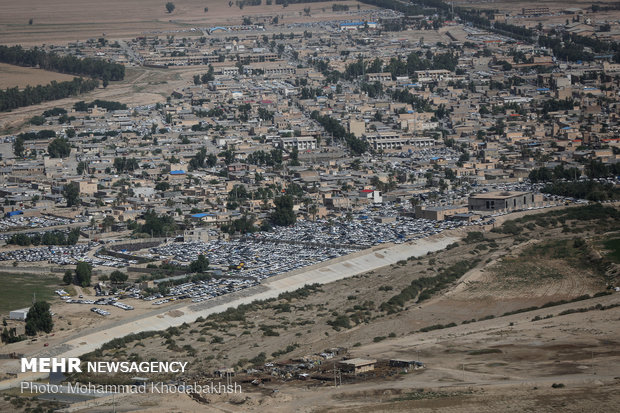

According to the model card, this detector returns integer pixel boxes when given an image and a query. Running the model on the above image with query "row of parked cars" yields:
[67,296,134,310]
[0,243,96,264]
[0,215,85,232]
[150,239,354,281]
[145,203,476,282]
[145,278,258,305]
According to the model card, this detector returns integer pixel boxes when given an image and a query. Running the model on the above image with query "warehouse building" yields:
[468,191,542,212]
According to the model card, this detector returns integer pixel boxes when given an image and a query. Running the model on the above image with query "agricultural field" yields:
[0,272,62,314]
[0,0,370,46]
[0,63,76,89]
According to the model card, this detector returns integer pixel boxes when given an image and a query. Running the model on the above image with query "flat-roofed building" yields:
[468,191,543,211]
[366,72,392,82]
[363,134,435,150]
[279,136,317,151]
[415,69,451,82]
[338,358,376,374]
[415,205,469,221]
[9,308,29,321]
[522,7,550,15]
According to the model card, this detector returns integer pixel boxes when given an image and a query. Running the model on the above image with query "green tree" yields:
[110,270,128,284]
[166,2,175,13]
[77,161,88,175]
[189,254,209,273]
[48,137,71,158]
[271,195,296,226]
[13,136,25,158]
[25,301,53,335]
[62,182,80,207]
[75,262,92,287]
[155,181,170,191]
[139,210,177,237]
[102,215,115,231]
[63,270,73,285]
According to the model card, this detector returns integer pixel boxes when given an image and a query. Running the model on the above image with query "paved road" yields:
[0,235,458,390]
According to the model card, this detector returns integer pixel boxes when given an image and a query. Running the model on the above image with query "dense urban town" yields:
[0,1,619,412]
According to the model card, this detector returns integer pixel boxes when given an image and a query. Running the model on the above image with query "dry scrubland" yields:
[0,0,369,45]
[455,0,605,11]
[4,204,612,412]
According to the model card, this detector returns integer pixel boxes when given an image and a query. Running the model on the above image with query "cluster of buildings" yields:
[0,7,617,275]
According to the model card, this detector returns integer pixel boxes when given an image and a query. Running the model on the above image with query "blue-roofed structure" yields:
[191,213,214,218]
[170,170,186,175]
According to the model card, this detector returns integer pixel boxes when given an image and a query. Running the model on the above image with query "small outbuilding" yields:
[9,308,29,321]
[389,359,425,369]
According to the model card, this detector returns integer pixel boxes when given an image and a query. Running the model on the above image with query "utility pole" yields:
[333,364,340,387]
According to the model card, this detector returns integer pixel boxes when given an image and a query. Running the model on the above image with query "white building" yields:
[279,136,317,151]
[9,308,29,321]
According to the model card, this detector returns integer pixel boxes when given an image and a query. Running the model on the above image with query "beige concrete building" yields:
[338,358,376,374]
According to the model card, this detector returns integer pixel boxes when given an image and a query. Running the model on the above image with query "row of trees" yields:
[63,262,92,287]
[345,51,459,80]
[246,148,283,167]
[135,210,177,237]
[192,65,215,85]
[189,148,218,170]
[114,157,140,173]
[530,161,620,183]
[221,215,259,235]
[310,111,369,155]
[16,129,56,141]
[14,129,56,157]
[13,132,72,158]
[390,89,433,112]
[74,99,127,112]
[529,161,620,201]
[0,45,125,81]
[542,180,619,202]
[0,78,98,112]
[7,228,80,247]
[528,165,581,183]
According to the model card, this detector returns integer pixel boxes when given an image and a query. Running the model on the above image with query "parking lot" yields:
[0,215,86,232]
[0,242,97,265]
[147,204,478,283]
[144,278,257,305]
[150,239,355,281]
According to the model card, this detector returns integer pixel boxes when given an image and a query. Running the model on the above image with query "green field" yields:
[0,272,62,314]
